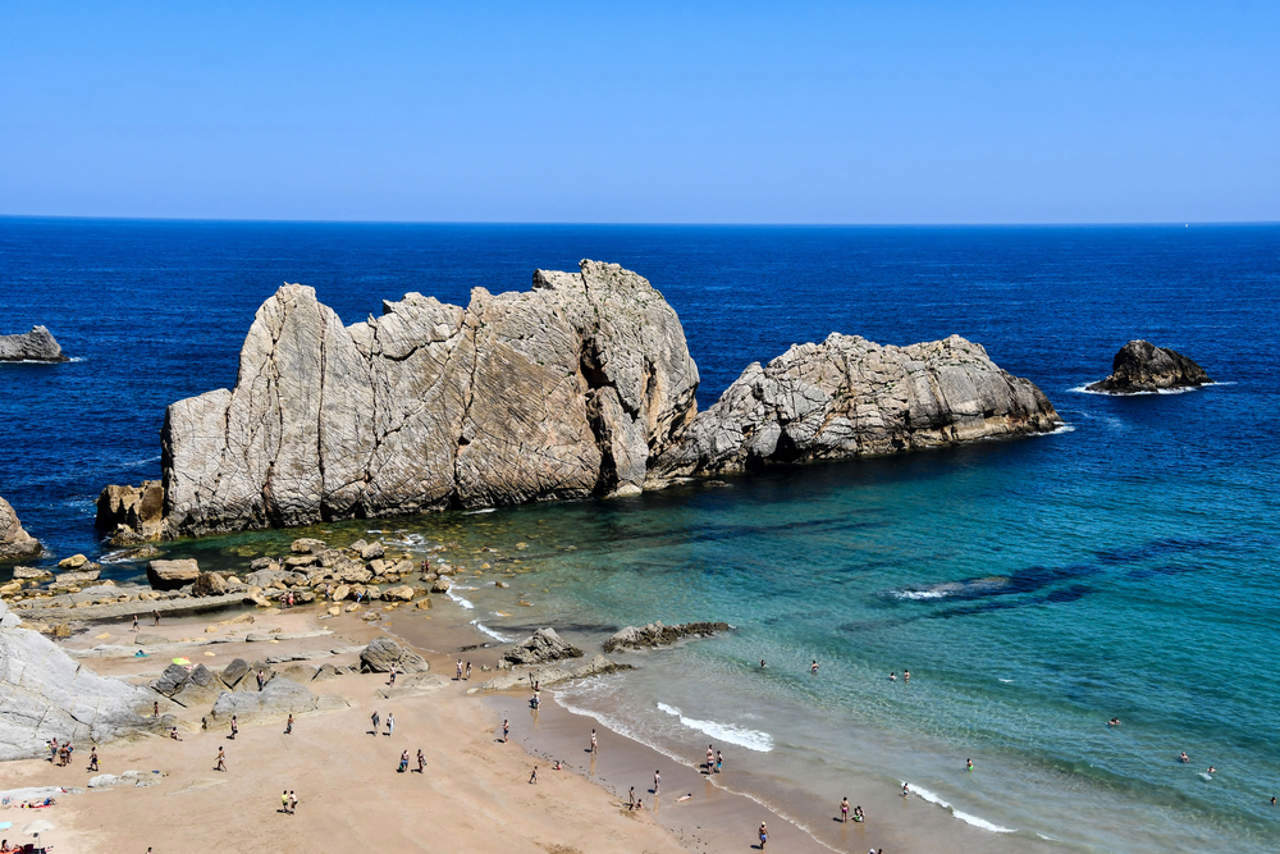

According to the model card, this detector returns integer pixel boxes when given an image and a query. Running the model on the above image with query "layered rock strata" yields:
[653,333,1062,478]
[1085,339,1211,393]
[0,495,41,562]
[0,325,69,362]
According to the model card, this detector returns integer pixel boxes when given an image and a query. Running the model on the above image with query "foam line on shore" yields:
[656,702,774,752]
[445,587,475,610]
[469,619,512,642]
[908,783,1016,833]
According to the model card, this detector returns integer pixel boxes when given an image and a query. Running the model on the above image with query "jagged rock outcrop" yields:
[95,480,165,544]
[498,627,583,669]
[653,334,1062,478]
[0,495,41,562]
[0,325,68,362]
[0,599,153,760]
[1085,340,1212,394]
[153,260,699,536]
[603,621,731,652]
[358,637,429,674]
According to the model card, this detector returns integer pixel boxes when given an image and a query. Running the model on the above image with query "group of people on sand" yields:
[839,796,865,823]
[278,789,299,814]
[45,737,78,767]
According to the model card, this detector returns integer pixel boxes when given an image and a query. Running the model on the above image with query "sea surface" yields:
[2,218,1278,851]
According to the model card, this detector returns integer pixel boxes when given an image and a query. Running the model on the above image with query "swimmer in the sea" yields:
[810,659,819,674]
[1107,718,1120,727]
[1179,751,1190,764]
[966,758,973,772]
[901,782,910,798]
[889,671,897,682]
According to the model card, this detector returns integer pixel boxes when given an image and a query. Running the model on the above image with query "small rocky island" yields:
[1086,340,1212,394]
[0,324,69,362]
[97,261,1063,539]
[0,495,41,562]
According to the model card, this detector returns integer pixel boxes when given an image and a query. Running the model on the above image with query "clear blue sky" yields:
[2,1,1276,223]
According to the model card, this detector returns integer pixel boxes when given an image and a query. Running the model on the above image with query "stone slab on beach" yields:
[147,558,200,590]
[1085,339,1212,393]
[0,324,69,362]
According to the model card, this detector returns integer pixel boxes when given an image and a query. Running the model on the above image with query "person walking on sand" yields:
[502,719,510,743]
[841,796,850,822]
[230,715,238,739]
[529,765,538,784]
[456,659,464,680]
[465,661,473,680]
[87,747,98,772]
[281,790,290,814]
[284,713,294,735]
[653,769,661,794]
[758,821,768,849]
[386,712,395,736]
[214,747,226,771]
[398,750,409,773]
[416,749,426,773]
[152,609,160,626]
[153,700,159,717]
[716,750,724,774]
[131,615,138,632]
[289,790,297,813]
[371,710,380,734]
[629,786,636,809]
[387,668,397,687]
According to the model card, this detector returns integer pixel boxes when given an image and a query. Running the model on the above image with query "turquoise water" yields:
[2,220,1278,849]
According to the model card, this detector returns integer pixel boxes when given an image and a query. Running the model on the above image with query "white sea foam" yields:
[893,589,951,601]
[469,619,512,642]
[656,702,774,752]
[384,532,427,547]
[997,678,1014,683]
[907,783,1016,833]
[464,507,496,515]
[1068,382,1224,396]
[445,587,475,610]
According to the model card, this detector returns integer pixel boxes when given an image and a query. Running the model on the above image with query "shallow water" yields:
[2,219,1278,850]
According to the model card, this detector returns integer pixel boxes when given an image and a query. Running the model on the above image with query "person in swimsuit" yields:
[502,719,510,743]
[1179,751,1190,763]
[966,758,973,772]
[811,660,819,674]
[889,672,897,682]
[214,747,226,771]
[758,821,768,849]
[284,713,293,735]
[289,791,298,813]
[590,729,598,754]
[87,747,98,771]
[653,769,661,793]
[629,786,636,809]
[904,670,910,683]
[853,805,865,823]
[840,796,850,822]
[398,750,409,772]
[706,745,714,772]
[529,765,538,784]
[716,750,724,774]
[1107,717,1121,727]
[901,782,910,797]
[417,749,426,772]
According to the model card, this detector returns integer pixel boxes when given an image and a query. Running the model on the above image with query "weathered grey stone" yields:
[358,637,429,673]
[357,540,384,560]
[0,325,68,362]
[191,571,228,597]
[209,677,333,720]
[88,769,163,788]
[290,537,327,554]
[498,627,583,669]
[52,568,101,585]
[94,480,165,544]
[147,558,200,590]
[12,566,52,581]
[1086,340,1212,394]
[0,497,41,563]
[220,658,250,689]
[1,599,152,760]
[654,333,1062,480]
[603,620,731,652]
[478,654,627,692]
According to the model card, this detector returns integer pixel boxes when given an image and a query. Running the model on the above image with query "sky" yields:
[2,1,1277,223]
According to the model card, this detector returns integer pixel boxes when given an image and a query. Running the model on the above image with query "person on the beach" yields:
[153,700,159,717]
[629,786,636,809]
[398,750,409,772]
[553,759,562,770]
[281,789,291,814]
[169,727,182,741]
[810,659,819,674]
[87,746,98,771]
[416,749,425,773]
[716,750,724,774]
[502,719,510,743]
[387,669,397,687]
[152,609,160,626]
[530,692,540,709]
[654,770,661,793]
[371,710,380,734]
[635,797,643,810]
[230,715,238,739]
[284,713,294,735]
[706,744,714,771]
[529,765,538,784]
[889,671,897,681]
[456,659,464,680]
[1179,751,1190,763]
[289,790,298,813]
[966,758,973,772]
[131,615,138,632]
[590,729,598,754]
[386,712,395,736]
[256,669,265,691]
[904,669,911,683]
[465,661,472,680]
[201,716,208,730]
[853,805,865,823]
[214,747,226,771]
[758,821,768,849]
[901,782,910,797]
[840,796,850,821]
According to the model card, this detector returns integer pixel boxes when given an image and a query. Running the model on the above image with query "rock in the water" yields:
[57,553,88,569]
[1085,340,1212,394]
[146,558,200,590]
[653,334,1062,479]
[0,325,69,362]
[603,620,731,652]
[95,480,165,544]
[156,260,699,535]
[1,599,152,760]
[478,654,626,692]
[358,637,429,673]
[11,566,52,581]
[498,627,583,669]
[290,537,327,554]
[0,496,41,563]
[357,540,385,560]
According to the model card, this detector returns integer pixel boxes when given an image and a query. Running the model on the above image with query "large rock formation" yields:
[0,325,69,362]
[0,599,152,760]
[156,260,699,536]
[0,495,41,562]
[603,620,731,653]
[1085,340,1212,394]
[97,262,1065,537]
[653,334,1062,478]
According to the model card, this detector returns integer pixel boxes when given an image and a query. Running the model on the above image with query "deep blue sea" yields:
[2,218,1278,851]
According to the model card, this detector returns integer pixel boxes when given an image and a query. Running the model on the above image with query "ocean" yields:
[2,217,1278,851]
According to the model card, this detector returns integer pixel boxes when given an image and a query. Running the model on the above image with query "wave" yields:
[383,532,427,547]
[444,587,474,610]
[469,619,512,642]
[892,576,1011,602]
[1067,381,1226,397]
[908,783,1016,833]
[464,507,496,515]
[656,702,774,752]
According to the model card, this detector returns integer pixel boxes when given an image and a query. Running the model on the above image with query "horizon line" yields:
[2,213,1278,229]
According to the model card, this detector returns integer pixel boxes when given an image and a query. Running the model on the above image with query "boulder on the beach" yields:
[478,654,627,692]
[49,568,102,587]
[219,658,250,689]
[146,558,200,590]
[1085,340,1212,394]
[87,769,164,789]
[603,620,732,653]
[1,599,153,760]
[0,325,69,362]
[191,571,228,597]
[381,584,417,602]
[0,497,42,563]
[357,540,385,560]
[653,333,1062,480]
[152,663,219,707]
[12,566,52,581]
[358,637,429,674]
[498,627,583,669]
[95,480,166,544]
[209,677,335,720]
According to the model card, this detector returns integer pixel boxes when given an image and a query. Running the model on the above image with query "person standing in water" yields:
[904,669,910,683]
[810,659,819,674]
[966,758,973,772]
[840,796,850,822]
[705,745,714,772]
[590,729,598,754]
[653,769,661,794]
[715,750,724,774]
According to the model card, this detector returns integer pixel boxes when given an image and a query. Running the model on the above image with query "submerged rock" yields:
[0,495,41,562]
[653,334,1061,479]
[1086,340,1212,394]
[0,325,68,362]
[603,620,731,652]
